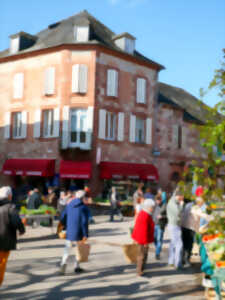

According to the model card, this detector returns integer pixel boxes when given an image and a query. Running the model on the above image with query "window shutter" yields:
[33,109,41,138]
[72,64,79,93]
[76,26,89,42]
[79,65,88,94]
[21,111,27,138]
[4,112,11,139]
[62,106,69,149]
[172,124,179,148]
[182,126,187,149]
[129,114,136,142]
[107,69,118,97]
[146,118,152,145]
[136,78,146,103]
[44,67,55,95]
[117,112,124,141]
[13,73,24,99]
[53,107,60,137]
[87,106,94,132]
[98,109,106,139]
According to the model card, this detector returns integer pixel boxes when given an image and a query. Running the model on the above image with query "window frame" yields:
[136,77,147,104]
[69,108,88,147]
[43,109,54,138]
[105,111,117,141]
[135,117,145,144]
[106,69,118,97]
[12,112,22,139]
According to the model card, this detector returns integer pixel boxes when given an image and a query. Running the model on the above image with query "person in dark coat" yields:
[109,187,123,222]
[0,186,25,285]
[132,199,155,276]
[27,188,42,209]
[153,194,167,260]
[59,190,89,275]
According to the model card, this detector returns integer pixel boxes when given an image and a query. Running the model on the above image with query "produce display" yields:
[20,205,56,216]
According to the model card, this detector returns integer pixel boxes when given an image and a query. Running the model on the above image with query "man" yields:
[109,187,123,222]
[60,190,89,275]
[153,194,167,260]
[166,188,184,270]
[46,187,58,208]
[132,199,155,276]
[27,188,42,209]
[0,186,25,285]
[144,187,154,200]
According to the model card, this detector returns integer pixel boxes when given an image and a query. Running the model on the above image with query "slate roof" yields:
[158,82,217,124]
[0,10,164,70]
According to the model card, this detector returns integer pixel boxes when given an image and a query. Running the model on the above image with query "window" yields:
[70,109,87,146]
[74,26,89,42]
[135,118,145,143]
[107,69,118,97]
[106,112,116,140]
[44,67,55,95]
[178,125,182,149]
[136,78,146,103]
[43,110,54,137]
[72,64,88,94]
[12,112,22,138]
[13,73,24,99]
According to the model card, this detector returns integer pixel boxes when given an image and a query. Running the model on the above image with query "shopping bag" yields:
[76,242,91,262]
[123,243,138,263]
[57,221,66,239]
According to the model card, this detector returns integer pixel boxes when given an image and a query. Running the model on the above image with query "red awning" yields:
[100,162,159,181]
[2,159,55,177]
[60,161,92,179]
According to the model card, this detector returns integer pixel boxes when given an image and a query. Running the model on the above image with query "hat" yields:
[143,199,155,208]
[0,186,12,199]
[76,190,86,199]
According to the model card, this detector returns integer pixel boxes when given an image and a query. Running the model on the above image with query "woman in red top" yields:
[132,199,155,276]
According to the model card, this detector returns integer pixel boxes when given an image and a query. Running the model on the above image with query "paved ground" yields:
[1,216,205,300]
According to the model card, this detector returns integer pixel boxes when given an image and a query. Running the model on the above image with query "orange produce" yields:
[216,261,225,268]
[202,233,221,242]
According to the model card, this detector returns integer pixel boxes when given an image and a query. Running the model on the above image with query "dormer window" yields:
[9,32,37,54]
[74,26,89,42]
[113,32,136,54]
[10,37,20,54]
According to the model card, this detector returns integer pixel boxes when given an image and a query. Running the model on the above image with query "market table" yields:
[20,214,55,233]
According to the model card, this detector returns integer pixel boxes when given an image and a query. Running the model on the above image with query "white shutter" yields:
[117,112,124,141]
[172,124,179,148]
[146,118,152,145]
[98,109,106,139]
[87,106,94,132]
[182,126,187,149]
[107,69,118,97]
[4,112,11,139]
[44,67,55,95]
[79,65,88,94]
[33,109,41,138]
[62,106,70,149]
[129,114,136,142]
[76,26,89,42]
[53,107,60,137]
[136,78,146,103]
[72,64,79,93]
[13,73,24,99]
[21,111,27,138]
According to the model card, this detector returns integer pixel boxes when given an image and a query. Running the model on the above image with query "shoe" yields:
[74,267,84,273]
[156,254,160,260]
[89,219,95,224]
[59,264,66,275]
[137,271,144,277]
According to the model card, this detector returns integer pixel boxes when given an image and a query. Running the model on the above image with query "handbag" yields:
[123,243,138,263]
[76,242,91,262]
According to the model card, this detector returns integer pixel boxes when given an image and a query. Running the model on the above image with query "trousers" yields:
[0,251,10,285]
[168,224,183,268]
[154,225,165,256]
[182,227,195,263]
[136,244,149,274]
[61,240,79,268]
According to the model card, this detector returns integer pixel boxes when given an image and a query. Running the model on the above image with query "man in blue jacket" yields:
[60,190,89,275]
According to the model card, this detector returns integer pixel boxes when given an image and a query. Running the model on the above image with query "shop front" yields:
[99,162,159,200]
[59,160,92,191]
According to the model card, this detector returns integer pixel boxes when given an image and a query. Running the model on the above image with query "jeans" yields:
[154,225,165,256]
[168,224,183,268]
[110,206,123,221]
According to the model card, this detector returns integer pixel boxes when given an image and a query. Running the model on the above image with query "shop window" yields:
[107,69,118,97]
[12,111,22,138]
[136,78,146,104]
[106,112,116,141]
[70,109,87,146]
[43,109,54,138]
[135,118,145,143]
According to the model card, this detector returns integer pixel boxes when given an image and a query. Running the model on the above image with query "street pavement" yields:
[1,216,205,300]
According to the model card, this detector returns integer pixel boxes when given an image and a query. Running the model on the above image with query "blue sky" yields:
[1,0,224,107]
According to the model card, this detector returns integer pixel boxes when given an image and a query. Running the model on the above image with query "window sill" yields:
[135,102,147,107]
[12,136,24,139]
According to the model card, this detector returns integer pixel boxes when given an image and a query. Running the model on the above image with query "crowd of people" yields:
[0,182,212,284]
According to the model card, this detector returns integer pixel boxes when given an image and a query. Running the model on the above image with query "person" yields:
[27,188,42,209]
[84,186,95,224]
[59,190,89,275]
[132,199,155,276]
[166,188,184,270]
[0,186,25,285]
[109,187,123,222]
[57,189,68,216]
[144,187,154,199]
[133,183,144,212]
[45,187,58,208]
[153,194,167,260]
[157,188,167,204]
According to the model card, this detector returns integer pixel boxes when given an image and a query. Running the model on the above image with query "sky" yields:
[0,0,224,107]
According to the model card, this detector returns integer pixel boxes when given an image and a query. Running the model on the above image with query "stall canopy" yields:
[100,162,159,181]
[60,161,92,179]
[2,159,55,177]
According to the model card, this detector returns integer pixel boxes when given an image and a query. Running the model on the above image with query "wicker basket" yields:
[123,244,138,263]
